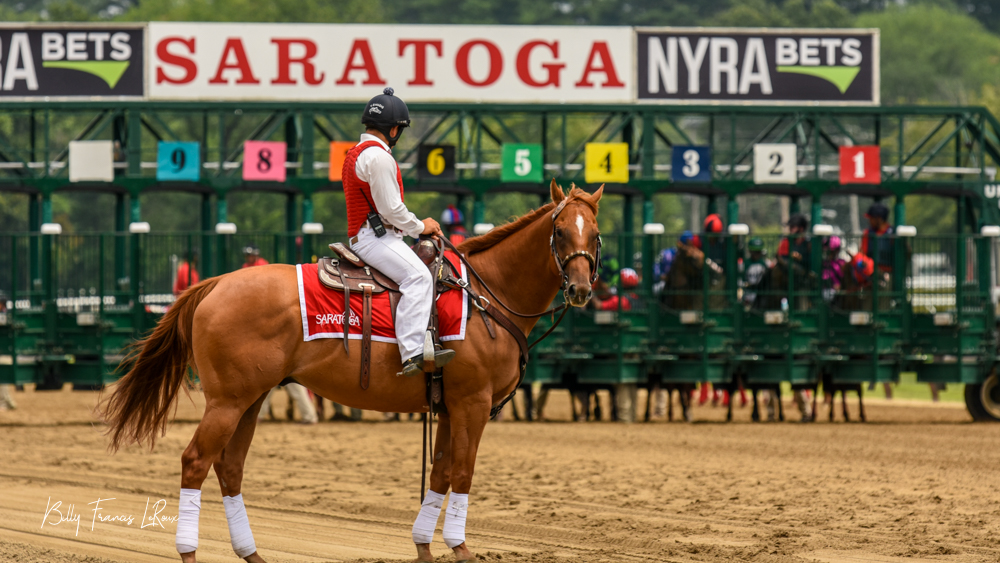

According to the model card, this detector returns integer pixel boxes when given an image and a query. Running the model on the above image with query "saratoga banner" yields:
[147,23,633,103]
[636,27,879,105]
[0,24,143,98]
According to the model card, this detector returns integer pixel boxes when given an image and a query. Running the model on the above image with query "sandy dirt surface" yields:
[2,386,998,563]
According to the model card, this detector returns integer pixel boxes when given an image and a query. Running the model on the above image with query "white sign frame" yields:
[68,140,114,182]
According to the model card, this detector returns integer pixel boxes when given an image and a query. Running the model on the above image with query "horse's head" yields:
[549,179,603,307]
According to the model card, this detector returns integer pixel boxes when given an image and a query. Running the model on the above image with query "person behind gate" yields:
[342,87,455,378]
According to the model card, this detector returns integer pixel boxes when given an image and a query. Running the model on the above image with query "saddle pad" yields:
[296,251,468,343]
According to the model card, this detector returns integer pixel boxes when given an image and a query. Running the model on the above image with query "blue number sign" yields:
[671,146,711,183]
[157,141,200,181]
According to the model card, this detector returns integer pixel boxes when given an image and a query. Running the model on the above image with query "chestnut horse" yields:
[100,181,603,563]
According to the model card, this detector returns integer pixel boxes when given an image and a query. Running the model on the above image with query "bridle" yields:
[549,197,602,302]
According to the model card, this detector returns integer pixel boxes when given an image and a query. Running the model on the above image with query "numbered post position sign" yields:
[501,143,543,183]
[585,142,629,184]
[753,143,797,185]
[418,145,456,180]
[839,146,881,185]
[68,140,114,183]
[671,146,711,183]
[243,140,287,182]
[328,141,355,182]
[157,141,200,181]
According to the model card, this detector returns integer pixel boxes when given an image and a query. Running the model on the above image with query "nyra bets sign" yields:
[637,28,878,105]
[0,25,143,98]
[148,23,632,103]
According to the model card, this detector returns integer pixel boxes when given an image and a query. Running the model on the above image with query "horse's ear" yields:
[588,184,605,206]
[550,178,566,204]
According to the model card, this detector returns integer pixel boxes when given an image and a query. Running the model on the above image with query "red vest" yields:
[342,140,404,237]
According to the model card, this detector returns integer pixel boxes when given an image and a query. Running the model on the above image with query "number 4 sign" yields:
[243,140,287,182]
[501,144,543,183]
[839,146,881,185]
[584,142,629,184]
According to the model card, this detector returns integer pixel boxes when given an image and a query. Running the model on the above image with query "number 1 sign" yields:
[839,146,881,185]
[243,140,287,182]
[157,141,200,181]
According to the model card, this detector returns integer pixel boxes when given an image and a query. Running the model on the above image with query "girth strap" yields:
[339,268,350,353]
[360,284,373,390]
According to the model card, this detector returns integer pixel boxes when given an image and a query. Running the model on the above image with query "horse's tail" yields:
[100,277,221,452]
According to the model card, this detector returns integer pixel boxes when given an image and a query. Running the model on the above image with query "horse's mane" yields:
[458,187,598,256]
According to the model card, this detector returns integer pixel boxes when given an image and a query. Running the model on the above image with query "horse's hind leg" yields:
[177,400,253,563]
[213,392,268,562]
[413,413,453,563]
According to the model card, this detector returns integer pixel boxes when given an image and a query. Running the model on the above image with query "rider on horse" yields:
[342,87,456,378]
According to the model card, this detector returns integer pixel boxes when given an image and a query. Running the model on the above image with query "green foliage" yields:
[858,4,1000,104]
[116,0,384,23]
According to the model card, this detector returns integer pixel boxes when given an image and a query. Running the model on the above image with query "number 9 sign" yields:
[671,146,711,183]
[156,141,200,182]
[243,140,287,182]
[501,144,543,183]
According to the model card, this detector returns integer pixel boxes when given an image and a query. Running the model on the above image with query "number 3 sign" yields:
[839,146,880,185]
[753,143,797,185]
[671,146,711,183]
[243,140,287,182]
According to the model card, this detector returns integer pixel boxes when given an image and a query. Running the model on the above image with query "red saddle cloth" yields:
[296,251,468,343]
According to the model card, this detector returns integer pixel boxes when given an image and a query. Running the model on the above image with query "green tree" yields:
[857,4,1000,104]
[117,0,384,23]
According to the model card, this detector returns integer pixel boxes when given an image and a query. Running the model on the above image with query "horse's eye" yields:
[554,228,563,238]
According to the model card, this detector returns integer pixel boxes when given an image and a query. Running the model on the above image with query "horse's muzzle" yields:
[565,284,593,307]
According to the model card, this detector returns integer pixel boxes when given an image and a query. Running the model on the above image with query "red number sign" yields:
[839,146,880,185]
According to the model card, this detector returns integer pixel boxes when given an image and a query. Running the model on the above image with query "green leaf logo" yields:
[776,66,861,94]
[42,61,130,89]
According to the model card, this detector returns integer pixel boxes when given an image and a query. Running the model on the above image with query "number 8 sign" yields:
[243,140,287,182]
[839,146,881,185]
[671,146,711,183]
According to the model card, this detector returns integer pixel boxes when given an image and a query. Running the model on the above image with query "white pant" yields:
[351,227,433,361]
[259,383,317,423]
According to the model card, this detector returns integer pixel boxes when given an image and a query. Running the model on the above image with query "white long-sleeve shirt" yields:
[354,133,424,238]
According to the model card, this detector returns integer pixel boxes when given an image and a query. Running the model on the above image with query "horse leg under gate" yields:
[212,393,268,563]
[177,400,255,563]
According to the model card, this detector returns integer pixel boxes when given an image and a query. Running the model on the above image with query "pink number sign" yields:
[243,141,287,182]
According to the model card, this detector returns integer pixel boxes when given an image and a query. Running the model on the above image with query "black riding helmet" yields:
[362,87,410,148]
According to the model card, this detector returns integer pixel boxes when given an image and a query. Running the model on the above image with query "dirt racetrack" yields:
[2,387,999,563]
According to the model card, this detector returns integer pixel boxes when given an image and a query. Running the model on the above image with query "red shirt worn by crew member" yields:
[173,262,199,296]
[242,257,269,268]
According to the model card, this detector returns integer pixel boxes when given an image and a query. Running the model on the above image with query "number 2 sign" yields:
[243,140,287,182]
[157,141,200,182]
[585,142,629,184]
[839,146,881,185]
[501,144,543,183]
[753,143,797,185]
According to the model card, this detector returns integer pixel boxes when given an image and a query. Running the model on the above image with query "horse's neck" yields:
[468,212,562,334]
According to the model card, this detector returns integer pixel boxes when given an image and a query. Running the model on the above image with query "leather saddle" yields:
[317,241,450,392]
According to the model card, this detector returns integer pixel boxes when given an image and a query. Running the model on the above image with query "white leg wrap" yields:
[175,488,201,554]
[223,494,257,558]
[411,490,445,544]
[441,493,469,549]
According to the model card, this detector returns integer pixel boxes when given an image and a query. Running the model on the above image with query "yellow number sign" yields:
[427,147,446,176]
[585,142,629,184]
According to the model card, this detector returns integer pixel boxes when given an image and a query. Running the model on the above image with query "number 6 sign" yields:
[501,144,543,183]
[753,143,797,185]
[839,146,881,185]
[243,140,287,182]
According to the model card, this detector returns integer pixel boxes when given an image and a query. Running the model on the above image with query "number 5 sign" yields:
[501,144,543,183]
[753,143,797,185]
[839,146,881,185]
[243,141,287,182]
[585,142,629,184]
[671,146,711,183]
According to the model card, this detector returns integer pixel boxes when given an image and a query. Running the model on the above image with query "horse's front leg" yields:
[413,412,453,563]
[440,395,490,562]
